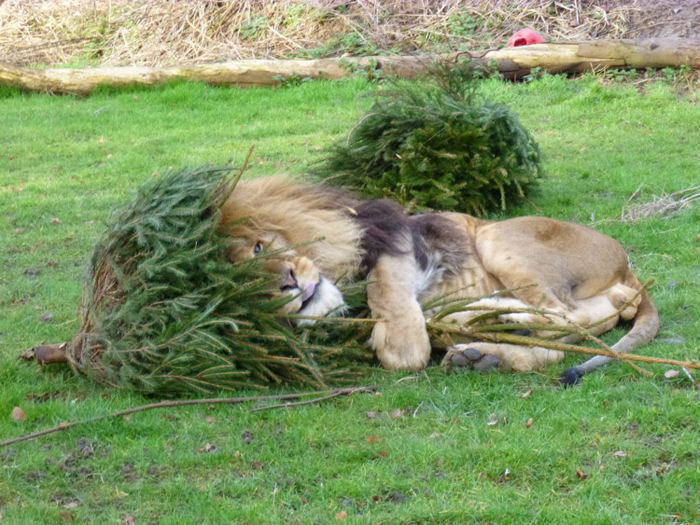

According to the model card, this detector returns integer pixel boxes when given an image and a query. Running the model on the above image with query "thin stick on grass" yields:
[0,386,375,448]
[250,389,359,412]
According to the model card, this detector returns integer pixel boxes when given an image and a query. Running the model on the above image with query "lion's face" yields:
[221,177,366,326]
[227,231,345,325]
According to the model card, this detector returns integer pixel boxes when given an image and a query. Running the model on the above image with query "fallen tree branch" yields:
[0,385,375,448]
[427,280,680,376]
[429,320,699,373]
[1,38,698,95]
[249,389,354,412]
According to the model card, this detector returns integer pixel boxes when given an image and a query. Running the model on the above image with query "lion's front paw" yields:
[370,319,431,371]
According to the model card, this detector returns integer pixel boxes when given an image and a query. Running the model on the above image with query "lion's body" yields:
[221,177,659,381]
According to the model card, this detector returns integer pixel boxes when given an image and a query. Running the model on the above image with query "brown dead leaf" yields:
[390,408,403,420]
[613,451,627,457]
[520,390,533,399]
[664,370,680,379]
[429,432,442,439]
[11,406,26,421]
[198,443,218,453]
[97,136,107,143]
[377,450,387,457]
[366,411,377,419]
[526,418,533,428]
[50,217,62,224]
[205,416,215,423]
[59,511,74,521]
[122,516,136,525]
[335,511,347,521]
[575,469,588,480]
[367,434,382,444]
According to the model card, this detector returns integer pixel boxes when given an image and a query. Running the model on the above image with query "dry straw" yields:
[621,186,700,222]
[1,0,642,67]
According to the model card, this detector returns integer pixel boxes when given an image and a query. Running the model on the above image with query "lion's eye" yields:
[253,242,262,255]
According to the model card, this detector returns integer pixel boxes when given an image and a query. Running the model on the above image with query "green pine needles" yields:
[67,166,370,395]
[318,61,543,215]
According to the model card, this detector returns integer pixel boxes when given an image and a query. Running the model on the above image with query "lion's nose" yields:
[280,268,298,291]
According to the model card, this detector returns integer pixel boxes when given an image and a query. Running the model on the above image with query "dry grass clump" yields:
[621,186,700,222]
[0,0,645,67]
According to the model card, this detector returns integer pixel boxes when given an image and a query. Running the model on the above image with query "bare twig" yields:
[430,320,700,373]
[250,386,370,411]
[681,367,700,389]
[427,280,663,376]
[0,386,375,448]
[232,145,255,187]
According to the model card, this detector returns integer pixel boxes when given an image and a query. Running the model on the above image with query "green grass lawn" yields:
[1,74,699,524]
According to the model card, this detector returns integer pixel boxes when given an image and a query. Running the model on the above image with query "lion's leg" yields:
[443,342,565,373]
[367,254,432,371]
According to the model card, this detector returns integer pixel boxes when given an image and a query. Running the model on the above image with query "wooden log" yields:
[0,56,427,95]
[1,38,698,95]
[473,38,700,79]
[19,343,69,364]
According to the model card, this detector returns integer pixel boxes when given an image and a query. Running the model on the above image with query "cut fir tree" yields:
[317,60,543,215]
[22,166,371,396]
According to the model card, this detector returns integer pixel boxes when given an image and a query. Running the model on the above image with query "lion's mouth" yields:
[299,282,317,311]
[290,277,346,326]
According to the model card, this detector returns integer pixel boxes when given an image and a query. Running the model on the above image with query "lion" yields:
[221,176,659,385]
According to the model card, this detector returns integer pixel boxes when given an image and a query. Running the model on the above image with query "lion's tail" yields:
[561,289,659,386]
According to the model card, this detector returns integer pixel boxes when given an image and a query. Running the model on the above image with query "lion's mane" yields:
[220,176,365,281]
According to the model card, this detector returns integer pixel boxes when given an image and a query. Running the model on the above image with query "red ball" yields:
[507,29,546,47]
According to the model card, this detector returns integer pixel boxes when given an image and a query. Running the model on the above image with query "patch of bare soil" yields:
[0,0,697,67]
[621,0,700,39]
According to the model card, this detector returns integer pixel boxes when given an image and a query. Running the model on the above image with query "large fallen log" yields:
[1,39,698,95]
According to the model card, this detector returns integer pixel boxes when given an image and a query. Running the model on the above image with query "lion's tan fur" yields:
[221,176,659,376]
[221,176,363,281]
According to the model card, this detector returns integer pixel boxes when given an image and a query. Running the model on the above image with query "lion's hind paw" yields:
[447,345,499,373]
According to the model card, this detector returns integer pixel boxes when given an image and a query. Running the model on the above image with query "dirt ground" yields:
[621,0,700,39]
[0,0,697,67]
